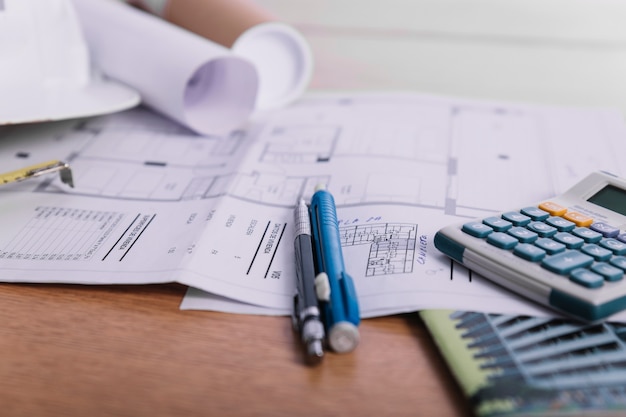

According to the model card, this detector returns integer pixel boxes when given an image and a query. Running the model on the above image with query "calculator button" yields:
[590,222,620,238]
[527,222,557,238]
[563,212,593,227]
[462,222,493,238]
[483,217,512,232]
[570,268,604,288]
[507,227,538,243]
[610,256,626,271]
[591,263,624,282]
[572,227,603,243]
[541,251,593,275]
[513,244,546,261]
[599,238,626,255]
[581,244,613,262]
[502,212,531,226]
[521,207,549,221]
[538,202,567,216]
[487,232,518,249]
[553,233,584,249]
[545,217,575,232]
[534,238,566,255]
[618,233,626,244]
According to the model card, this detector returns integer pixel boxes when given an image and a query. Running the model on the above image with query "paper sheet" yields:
[1,92,626,320]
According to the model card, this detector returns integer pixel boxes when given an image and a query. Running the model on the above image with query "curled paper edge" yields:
[183,56,258,134]
[72,0,259,135]
[233,21,313,110]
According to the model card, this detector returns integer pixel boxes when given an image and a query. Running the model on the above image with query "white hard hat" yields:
[0,0,140,125]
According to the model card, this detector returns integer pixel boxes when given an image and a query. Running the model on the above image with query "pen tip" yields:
[314,183,327,192]
[306,340,324,365]
[328,322,360,354]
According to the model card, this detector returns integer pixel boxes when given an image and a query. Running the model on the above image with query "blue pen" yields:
[309,184,360,353]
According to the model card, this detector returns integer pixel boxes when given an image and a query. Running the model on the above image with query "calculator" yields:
[434,171,626,322]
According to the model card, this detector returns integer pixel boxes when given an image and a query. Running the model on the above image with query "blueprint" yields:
[1,92,626,319]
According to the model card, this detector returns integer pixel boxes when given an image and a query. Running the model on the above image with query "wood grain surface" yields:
[0,283,472,417]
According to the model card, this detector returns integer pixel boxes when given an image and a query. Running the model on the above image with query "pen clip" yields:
[314,272,331,302]
[339,272,360,326]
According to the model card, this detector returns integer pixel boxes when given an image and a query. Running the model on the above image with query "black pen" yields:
[292,198,325,364]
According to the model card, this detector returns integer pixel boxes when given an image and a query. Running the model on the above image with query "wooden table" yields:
[0,282,472,417]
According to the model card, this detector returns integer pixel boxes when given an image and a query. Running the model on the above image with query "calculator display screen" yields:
[587,184,626,216]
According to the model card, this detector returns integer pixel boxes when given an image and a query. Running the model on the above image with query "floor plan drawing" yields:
[340,222,418,276]
[2,93,626,319]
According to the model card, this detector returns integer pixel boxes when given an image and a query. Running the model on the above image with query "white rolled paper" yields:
[71,0,259,135]
[232,21,312,109]
[157,0,313,110]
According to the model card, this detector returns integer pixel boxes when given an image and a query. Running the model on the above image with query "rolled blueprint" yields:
[232,21,313,109]
[160,0,313,109]
[71,0,259,135]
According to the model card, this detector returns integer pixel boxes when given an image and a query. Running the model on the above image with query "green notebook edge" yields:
[420,309,516,417]
[420,309,626,417]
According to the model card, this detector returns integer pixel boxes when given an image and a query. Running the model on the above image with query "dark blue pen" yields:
[292,198,325,364]
[310,184,360,353]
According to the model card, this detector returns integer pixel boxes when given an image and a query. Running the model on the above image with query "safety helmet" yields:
[0,0,139,125]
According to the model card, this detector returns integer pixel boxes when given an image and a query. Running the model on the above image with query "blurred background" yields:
[257,0,626,114]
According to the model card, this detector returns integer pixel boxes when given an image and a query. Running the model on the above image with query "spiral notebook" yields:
[421,309,626,416]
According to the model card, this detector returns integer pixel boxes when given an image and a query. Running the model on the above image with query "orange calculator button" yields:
[538,202,567,216]
[563,212,593,227]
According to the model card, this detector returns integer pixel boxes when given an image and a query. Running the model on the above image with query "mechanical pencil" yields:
[292,198,325,364]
